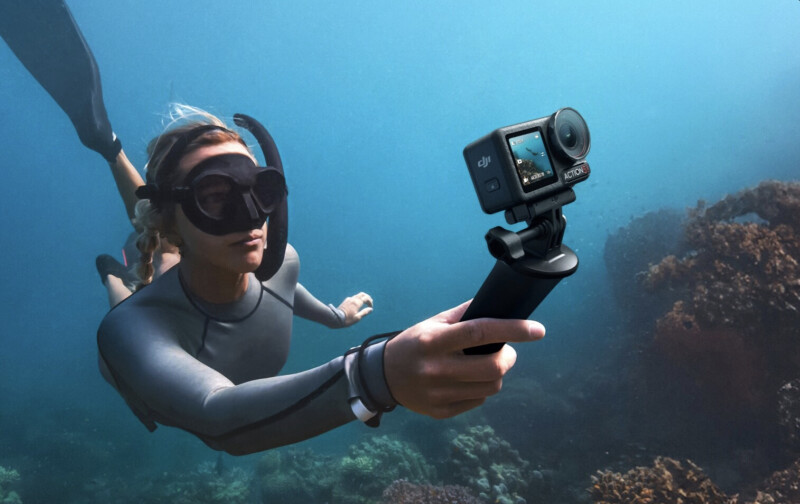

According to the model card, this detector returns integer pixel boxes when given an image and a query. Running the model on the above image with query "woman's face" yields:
[172,141,267,275]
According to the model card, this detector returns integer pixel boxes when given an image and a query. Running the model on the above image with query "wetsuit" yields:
[97,244,396,455]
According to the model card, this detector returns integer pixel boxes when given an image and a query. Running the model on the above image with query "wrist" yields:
[328,303,347,327]
[343,332,401,427]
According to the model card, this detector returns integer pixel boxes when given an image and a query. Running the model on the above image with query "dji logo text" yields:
[477,156,491,168]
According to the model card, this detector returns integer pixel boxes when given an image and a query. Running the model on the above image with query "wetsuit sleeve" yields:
[97,311,394,455]
[293,282,347,328]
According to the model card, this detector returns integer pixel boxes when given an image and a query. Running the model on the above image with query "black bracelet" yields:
[346,331,401,427]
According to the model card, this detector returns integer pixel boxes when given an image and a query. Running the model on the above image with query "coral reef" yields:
[149,462,253,504]
[733,459,800,503]
[258,448,336,503]
[604,208,689,327]
[76,460,254,504]
[447,424,530,504]
[258,436,434,504]
[589,449,800,503]
[589,457,728,504]
[381,479,483,504]
[0,466,22,504]
[643,181,800,416]
[333,435,436,504]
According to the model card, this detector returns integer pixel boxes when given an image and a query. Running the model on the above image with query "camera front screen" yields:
[507,128,557,192]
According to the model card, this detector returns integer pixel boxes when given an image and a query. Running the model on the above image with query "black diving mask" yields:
[135,114,290,282]
[167,153,285,236]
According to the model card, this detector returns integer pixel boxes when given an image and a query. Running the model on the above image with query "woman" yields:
[97,107,545,455]
[4,0,545,455]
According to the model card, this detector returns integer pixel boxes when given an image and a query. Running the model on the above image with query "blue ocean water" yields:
[0,1,798,502]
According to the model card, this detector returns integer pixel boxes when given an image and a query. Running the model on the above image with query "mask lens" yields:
[253,171,283,213]
[193,175,234,219]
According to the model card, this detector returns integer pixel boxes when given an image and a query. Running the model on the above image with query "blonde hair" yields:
[134,104,249,287]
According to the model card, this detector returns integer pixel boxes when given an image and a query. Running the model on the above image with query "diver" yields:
[92,107,543,453]
[1,0,547,454]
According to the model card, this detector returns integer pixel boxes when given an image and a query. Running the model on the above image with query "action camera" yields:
[463,107,590,223]
[459,108,592,354]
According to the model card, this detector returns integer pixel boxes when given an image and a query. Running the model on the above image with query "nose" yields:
[240,192,261,221]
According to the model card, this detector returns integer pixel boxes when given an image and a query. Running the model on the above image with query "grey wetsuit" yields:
[97,244,396,455]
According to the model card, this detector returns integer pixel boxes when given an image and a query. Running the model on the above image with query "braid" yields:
[133,199,162,288]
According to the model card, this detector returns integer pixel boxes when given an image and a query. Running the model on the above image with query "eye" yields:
[194,175,233,218]
[253,171,284,212]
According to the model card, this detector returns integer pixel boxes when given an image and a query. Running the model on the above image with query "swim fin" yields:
[0,0,120,161]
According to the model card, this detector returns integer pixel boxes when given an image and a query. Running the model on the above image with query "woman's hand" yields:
[384,300,545,419]
[337,292,374,327]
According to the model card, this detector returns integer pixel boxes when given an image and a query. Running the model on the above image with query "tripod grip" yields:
[461,242,578,354]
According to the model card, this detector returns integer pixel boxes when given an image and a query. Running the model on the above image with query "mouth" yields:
[231,231,264,247]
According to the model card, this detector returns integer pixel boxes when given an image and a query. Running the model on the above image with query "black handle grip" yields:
[461,259,562,354]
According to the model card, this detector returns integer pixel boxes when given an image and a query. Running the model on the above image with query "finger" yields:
[435,299,473,324]
[416,345,517,383]
[345,293,373,309]
[356,307,373,319]
[430,317,545,354]
[425,379,506,404]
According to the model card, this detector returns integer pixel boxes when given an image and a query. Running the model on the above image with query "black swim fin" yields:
[0,0,120,161]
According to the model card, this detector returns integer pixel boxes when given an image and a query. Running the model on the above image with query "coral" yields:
[0,466,22,504]
[643,181,800,416]
[150,463,253,504]
[604,208,689,327]
[258,448,336,504]
[728,459,800,503]
[257,436,434,504]
[647,181,800,329]
[333,435,436,504]
[589,457,728,504]
[447,424,530,504]
[381,479,483,504]
[745,458,800,503]
[652,301,768,413]
[590,456,800,504]
[778,379,800,454]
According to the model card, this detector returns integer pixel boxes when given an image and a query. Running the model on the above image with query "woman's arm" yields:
[98,300,544,454]
[97,310,391,454]
[293,282,373,328]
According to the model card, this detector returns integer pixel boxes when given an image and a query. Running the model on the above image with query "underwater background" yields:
[1,0,799,502]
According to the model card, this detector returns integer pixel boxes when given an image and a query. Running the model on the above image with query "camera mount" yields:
[461,190,580,355]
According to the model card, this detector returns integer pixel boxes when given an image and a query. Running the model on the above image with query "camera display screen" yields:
[507,128,557,191]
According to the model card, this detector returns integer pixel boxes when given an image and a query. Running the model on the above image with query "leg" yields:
[109,149,145,222]
[103,275,132,308]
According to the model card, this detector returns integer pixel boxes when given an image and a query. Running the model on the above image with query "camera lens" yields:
[559,124,578,149]
[548,108,590,161]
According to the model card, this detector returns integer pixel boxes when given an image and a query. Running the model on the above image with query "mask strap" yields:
[151,124,230,184]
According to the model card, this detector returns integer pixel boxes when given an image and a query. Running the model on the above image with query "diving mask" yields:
[148,153,285,236]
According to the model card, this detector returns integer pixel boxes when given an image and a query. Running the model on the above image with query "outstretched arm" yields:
[99,300,544,454]
[98,311,391,454]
